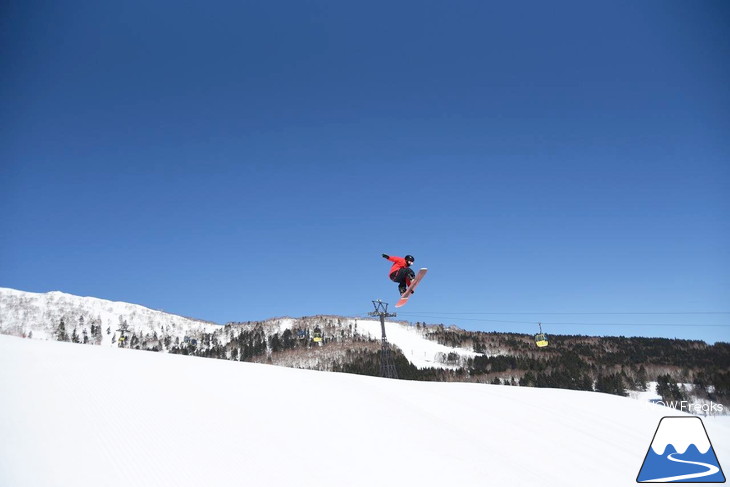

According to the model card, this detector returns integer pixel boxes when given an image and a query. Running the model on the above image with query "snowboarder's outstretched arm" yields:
[383,254,408,267]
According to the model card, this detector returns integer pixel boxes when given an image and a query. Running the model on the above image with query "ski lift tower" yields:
[369,300,398,379]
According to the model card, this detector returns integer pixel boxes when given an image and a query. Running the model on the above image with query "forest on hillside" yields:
[43,316,730,408]
[336,324,730,408]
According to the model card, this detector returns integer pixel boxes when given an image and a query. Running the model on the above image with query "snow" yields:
[2,334,728,487]
[0,287,220,345]
[628,381,663,403]
[0,288,484,369]
[354,318,481,368]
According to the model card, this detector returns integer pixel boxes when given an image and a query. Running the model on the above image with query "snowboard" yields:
[395,268,428,308]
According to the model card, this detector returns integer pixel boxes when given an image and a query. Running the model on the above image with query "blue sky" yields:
[2,1,728,343]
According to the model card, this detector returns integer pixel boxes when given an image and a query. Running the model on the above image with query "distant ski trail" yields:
[641,453,720,482]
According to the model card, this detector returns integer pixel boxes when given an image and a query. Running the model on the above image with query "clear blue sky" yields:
[2,1,728,343]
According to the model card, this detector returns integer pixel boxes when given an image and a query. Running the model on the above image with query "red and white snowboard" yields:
[395,268,428,308]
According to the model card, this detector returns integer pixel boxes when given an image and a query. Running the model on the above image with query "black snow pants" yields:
[390,267,415,286]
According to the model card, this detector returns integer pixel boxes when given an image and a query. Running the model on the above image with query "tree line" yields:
[49,316,729,405]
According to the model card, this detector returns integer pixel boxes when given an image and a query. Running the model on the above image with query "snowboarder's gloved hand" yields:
[382,254,389,259]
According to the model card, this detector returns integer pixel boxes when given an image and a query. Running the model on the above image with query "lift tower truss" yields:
[368,300,398,379]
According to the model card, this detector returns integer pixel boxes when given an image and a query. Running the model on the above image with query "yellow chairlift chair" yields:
[534,322,548,348]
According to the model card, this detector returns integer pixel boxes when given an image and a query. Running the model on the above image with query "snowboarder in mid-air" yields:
[382,254,416,295]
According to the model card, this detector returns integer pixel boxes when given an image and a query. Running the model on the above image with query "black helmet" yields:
[405,255,415,263]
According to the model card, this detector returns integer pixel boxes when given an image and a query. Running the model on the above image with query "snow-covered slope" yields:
[354,318,481,368]
[2,334,728,487]
[0,287,220,345]
[0,288,482,369]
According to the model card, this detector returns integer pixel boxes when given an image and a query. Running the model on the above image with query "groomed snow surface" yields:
[1,334,728,487]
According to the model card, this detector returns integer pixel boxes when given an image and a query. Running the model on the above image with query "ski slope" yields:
[0,288,483,369]
[1,334,728,487]
[354,318,482,368]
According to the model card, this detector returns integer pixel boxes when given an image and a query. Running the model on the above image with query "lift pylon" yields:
[368,300,398,379]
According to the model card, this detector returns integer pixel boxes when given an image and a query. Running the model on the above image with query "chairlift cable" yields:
[395,313,730,328]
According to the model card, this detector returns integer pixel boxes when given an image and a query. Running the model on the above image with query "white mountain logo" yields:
[637,416,725,483]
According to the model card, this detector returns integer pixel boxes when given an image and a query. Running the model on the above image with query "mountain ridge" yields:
[2,286,728,409]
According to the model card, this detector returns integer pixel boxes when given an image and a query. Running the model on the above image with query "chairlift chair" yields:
[312,328,323,344]
[534,322,549,348]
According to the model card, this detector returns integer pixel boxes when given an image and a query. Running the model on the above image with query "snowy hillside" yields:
[0,287,482,369]
[349,317,482,368]
[0,287,220,345]
[1,334,728,487]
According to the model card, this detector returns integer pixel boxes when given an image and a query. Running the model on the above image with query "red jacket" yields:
[386,255,409,276]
